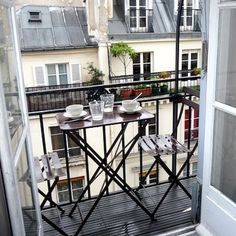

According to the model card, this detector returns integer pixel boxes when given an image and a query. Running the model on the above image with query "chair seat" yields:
[139,134,189,156]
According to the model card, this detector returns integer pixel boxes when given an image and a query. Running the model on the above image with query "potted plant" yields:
[146,76,161,95]
[158,71,171,79]
[133,84,152,97]
[192,67,201,76]
[86,62,104,85]
[158,71,171,94]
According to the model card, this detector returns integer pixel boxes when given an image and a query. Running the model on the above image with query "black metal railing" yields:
[125,8,153,33]
[26,72,200,112]
[27,78,199,208]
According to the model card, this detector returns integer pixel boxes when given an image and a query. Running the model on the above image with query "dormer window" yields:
[28,11,41,23]
[129,0,152,33]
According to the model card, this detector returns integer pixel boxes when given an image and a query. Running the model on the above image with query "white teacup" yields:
[66,104,83,116]
[122,100,140,112]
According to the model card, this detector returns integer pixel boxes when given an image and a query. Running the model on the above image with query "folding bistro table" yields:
[56,106,154,235]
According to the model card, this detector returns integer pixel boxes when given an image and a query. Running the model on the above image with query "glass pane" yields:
[182,53,188,60]
[1,6,23,152]
[211,109,236,203]
[140,18,146,27]
[51,135,64,150]
[57,183,68,191]
[59,74,68,84]
[130,9,136,17]
[143,53,150,63]
[68,148,81,157]
[72,189,82,200]
[58,191,69,203]
[48,75,57,85]
[50,126,61,135]
[139,0,146,7]
[133,53,140,63]
[16,142,38,234]
[133,65,140,75]
[130,18,137,27]
[191,53,198,60]
[130,0,136,7]
[187,17,192,26]
[72,180,83,188]
[215,9,236,107]
[143,64,150,74]
[46,64,56,75]
[58,64,67,73]
[140,9,146,17]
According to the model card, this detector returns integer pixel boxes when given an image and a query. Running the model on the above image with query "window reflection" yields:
[0,6,23,150]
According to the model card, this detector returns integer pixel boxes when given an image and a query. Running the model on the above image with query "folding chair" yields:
[33,152,67,235]
[138,89,199,218]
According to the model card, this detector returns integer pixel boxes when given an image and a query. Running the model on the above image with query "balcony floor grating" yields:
[40,177,196,236]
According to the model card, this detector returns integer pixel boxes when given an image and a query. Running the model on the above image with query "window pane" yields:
[143,53,150,63]
[68,148,81,157]
[215,9,236,108]
[51,135,64,150]
[133,53,140,63]
[57,183,68,191]
[182,53,188,60]
[130,9,136,17]
[139,0,146,6]
[130,0,136,6]
[47,64,56,75]
[73,189,83,200]
[140,18,146,27]
[58,191,69,202]
[130,18,137,27]
[59,74,68,84]
[140,9,146,17]
[187,17,192,26]
[72,180,83,188]
[48,75,57,85]
[58,64,67,73]
[143,64,150,74]
[51,126,61,134]
[211,109,236,203]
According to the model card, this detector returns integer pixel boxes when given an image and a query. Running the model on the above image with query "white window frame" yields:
[46,63,70,86]
[50,126,82,159]
[181,50,200,76]
[133,52,153,80]
[129,0,148,32]
[57,177,85,203]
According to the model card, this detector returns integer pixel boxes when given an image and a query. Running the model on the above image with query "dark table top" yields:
[56,106,154,131]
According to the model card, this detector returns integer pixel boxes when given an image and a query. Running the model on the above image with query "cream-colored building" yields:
[16,0,201,204]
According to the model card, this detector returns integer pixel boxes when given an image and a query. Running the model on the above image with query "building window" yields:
[28,11,41,22]
[148,115,156,135]
[139,170,157,185]
[180,0,194,30]
[184,109,199,141]
[181,51,199,77]
[46,64,69,86]
[183,162,197,176]
[133,52,151,80]
[57,177,84,203]
[50,126,81,158]
[129,0,148,32]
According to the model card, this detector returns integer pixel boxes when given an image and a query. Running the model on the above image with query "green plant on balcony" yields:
[133,84,152,97]
[158,72,170,94]
[86,62,104,85]
[110,42,137,76]
[192,67,201,76]
[158,71,171,79]
[146,76,161,95]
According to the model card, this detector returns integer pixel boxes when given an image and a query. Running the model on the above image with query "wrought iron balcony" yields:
[25,78,200,235]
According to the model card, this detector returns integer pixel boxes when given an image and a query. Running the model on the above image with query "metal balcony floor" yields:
[39,177,196,236]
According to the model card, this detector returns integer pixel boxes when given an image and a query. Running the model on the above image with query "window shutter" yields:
[70,64,81,83]
[33,65,46,86]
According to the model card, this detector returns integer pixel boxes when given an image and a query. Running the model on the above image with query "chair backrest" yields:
[34,152,65,183]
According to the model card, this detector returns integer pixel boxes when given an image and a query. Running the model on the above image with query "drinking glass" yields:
[89,101,104,121]
[100,94,114,112]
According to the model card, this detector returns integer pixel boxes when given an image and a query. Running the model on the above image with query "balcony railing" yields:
[26,80,199,235]
[26,71,200,113]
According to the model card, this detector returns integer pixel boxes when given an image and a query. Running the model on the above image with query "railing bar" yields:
[83,129,91,199]
[122,123,126,187]
[102,126,109,195]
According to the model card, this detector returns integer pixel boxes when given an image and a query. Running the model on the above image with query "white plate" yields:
[120,106,142,114]
[63,110,87,119]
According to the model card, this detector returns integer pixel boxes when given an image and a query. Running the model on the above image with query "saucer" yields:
[120,106,142,114]
[63,110,87,119]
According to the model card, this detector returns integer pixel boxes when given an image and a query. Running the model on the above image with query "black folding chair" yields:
[138,88,199,218]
